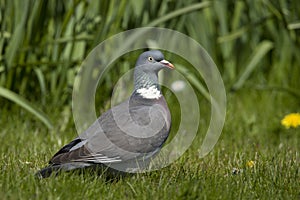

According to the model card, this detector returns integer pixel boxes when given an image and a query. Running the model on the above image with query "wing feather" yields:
[49,95,171,167]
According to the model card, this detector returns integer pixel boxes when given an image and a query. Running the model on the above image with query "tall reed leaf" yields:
[232,41,274,91]
[176,64,210,102]
[5,1,29,68]
[0,87,53,129]
[147,2,211,27]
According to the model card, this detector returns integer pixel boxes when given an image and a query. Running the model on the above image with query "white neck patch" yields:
[136,85,162,99]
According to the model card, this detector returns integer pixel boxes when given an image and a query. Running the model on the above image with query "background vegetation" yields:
[0,0,299,199]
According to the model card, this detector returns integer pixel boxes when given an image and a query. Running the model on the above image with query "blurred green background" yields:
[1,0,299,126]
[0,1,299,199]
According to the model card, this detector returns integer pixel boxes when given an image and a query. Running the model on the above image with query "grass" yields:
[0,90,299,199]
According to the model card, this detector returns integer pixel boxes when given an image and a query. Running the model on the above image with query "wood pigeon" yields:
[36,50,174,178]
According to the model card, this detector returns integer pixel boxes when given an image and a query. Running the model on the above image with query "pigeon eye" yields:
[148,56,154,62]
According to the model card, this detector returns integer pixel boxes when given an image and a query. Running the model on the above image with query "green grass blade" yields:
[34,68,46,104]
[5,1,29,68]
[288,22,300,30]
[232,41,274,91]
[147,2,211,27]
[0,87,53,129]
[217,26,248,43]
[187,73,210,102]
[176,64,210,101]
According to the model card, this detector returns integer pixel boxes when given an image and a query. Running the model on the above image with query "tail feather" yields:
[35,165,62,179]
[35,162,93,178]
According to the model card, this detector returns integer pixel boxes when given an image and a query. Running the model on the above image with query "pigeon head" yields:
[135,50,174,72]
[134,50,174,92]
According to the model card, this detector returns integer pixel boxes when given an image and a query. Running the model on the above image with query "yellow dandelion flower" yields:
[246,160,255,168]
[281,113,300,129]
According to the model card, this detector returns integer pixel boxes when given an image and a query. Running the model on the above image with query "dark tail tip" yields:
[35,165,61,179]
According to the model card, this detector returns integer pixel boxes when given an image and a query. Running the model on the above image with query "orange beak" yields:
[160,59,175,69]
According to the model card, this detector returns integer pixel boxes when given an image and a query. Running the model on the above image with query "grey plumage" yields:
[36,50,174,178]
